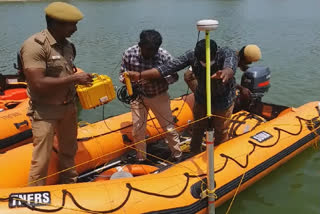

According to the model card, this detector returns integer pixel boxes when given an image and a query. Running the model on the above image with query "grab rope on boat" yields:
[214,116,319,173]
[25,108,320,188]
[23,113,207,186]
[1,173,192,213]
[77,99,181,141]
[2,105,319,212]
[21,110,270,187]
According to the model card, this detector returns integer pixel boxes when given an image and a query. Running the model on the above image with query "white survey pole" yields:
[196,19,219,214]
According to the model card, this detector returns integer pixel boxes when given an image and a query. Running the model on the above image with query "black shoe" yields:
[189,150,201,156]
[167,152,191,163]
[180,152,193,161]
[167,151,194,163]
[166,156,181,163]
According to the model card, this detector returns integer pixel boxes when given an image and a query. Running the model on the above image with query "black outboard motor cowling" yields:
[241,66,271,102]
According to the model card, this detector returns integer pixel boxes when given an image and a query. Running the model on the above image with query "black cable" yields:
[116,83,152,145]
[101,104,113,133]
[116,82,189,136]
[116,84,143,105]
[148,91,190,129]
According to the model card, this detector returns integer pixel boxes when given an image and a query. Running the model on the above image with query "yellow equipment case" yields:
[76,74,116,109]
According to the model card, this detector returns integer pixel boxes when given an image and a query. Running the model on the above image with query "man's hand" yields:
[74,72,93,85]
[127,71,140,82]
[211,68,234,83]
[119,74,125,83]
[239,86,252,101]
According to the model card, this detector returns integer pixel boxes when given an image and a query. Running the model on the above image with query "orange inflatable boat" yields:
[0,97,318,213]
[0,93,195,188]
[0,75,30,152]
[0,68,85,152]
[0,73,27,102]
[0,67,319,213]
[0,99,31,153]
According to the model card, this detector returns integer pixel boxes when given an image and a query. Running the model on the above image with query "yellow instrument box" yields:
[76,74,116,110]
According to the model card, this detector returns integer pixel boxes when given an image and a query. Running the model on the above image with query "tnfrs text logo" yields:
[9,191,51,208]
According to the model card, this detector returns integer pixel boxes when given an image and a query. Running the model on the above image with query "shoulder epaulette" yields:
[34,31,46,45]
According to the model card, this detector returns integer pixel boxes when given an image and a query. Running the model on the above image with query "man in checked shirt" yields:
[127,39,238,155]
[119,30,182,163]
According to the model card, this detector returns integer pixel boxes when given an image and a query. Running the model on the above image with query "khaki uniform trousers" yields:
[28,104,78,186]
[190,102,234,154]
[131,92,182,160]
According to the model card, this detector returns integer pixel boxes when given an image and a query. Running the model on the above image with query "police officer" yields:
[20,2,93,186]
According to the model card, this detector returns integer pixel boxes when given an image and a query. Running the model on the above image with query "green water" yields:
[1,0,320,213]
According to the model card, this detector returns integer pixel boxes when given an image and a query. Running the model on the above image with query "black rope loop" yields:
[7,173,190,213]
[214,115,316,174]
[0,196,9,201]
[14,187,133,214]
[127,173,190,198]
[2,115,318,213]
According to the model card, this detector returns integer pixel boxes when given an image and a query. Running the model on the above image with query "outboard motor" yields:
[241,66,271,103]
[232,66,271,113]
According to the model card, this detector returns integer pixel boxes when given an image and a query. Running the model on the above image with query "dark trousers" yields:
[190,102,234,154]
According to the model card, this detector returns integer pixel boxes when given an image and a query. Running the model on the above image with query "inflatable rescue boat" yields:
[0,68,85,152]
[0,74,27,103]
[0,93,195,188]
[0,67,319,214]
[0,73,30,152]
[0,99,31,153]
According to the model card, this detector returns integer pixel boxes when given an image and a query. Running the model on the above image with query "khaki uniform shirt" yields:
[20,29,77,119]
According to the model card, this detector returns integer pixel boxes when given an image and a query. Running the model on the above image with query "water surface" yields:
[1,0,319,213]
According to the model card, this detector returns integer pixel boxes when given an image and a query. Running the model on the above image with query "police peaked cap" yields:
[45,2,83,22]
